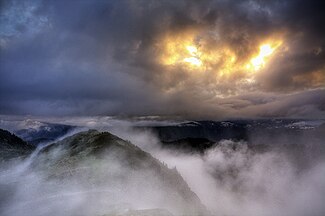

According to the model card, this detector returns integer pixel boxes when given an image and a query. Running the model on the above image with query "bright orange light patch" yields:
[247,40,282,71]
[158,31,205,69]
[158,31,283,79]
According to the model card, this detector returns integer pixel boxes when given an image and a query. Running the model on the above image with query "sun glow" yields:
[186,45,198,55]
[184,56,202,66]
[247,41,282,71]
[158,31,206,69]
[159,32,283,78]
[183,45,202,66]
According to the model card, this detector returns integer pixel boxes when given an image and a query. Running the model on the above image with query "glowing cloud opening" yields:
[183,45,202,66]
[247,41,282,71]
[184,56,202,66]
[159,32,284,86]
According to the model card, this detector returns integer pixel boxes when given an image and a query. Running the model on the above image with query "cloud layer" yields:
[0,0,324,118]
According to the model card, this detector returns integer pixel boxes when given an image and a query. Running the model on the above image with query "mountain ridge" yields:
[0,128,35,161]
[0,129,209,216]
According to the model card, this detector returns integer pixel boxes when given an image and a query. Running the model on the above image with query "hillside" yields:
[1,130,208,216]
[0,129,35,161]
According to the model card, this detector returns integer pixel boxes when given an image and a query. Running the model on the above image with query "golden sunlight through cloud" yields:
[159,32,284,86]
[247,41,282,71]
[183,45,202,66]
[159,31,205,69]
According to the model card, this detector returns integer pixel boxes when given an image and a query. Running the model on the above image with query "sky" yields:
[0,0,324,119]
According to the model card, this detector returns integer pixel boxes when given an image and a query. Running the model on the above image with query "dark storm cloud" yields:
[0,0,324,117]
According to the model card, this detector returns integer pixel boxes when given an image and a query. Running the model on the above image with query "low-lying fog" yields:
[111,126,325,216]
[1,117,325,216]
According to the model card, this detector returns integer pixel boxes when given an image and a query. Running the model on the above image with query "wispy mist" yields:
[1,117,325,215]
[111,123,325,216]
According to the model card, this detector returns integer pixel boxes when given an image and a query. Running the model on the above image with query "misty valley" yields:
[1,0,325,215]
[0,117,324,216]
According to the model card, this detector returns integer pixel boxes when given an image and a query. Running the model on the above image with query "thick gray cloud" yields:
[0,0,324,118]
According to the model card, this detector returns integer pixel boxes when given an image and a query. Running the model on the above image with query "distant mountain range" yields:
[15,123,77,145]
[135,119,324,153]
[150,119,325,141]
[2,118,325,152]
